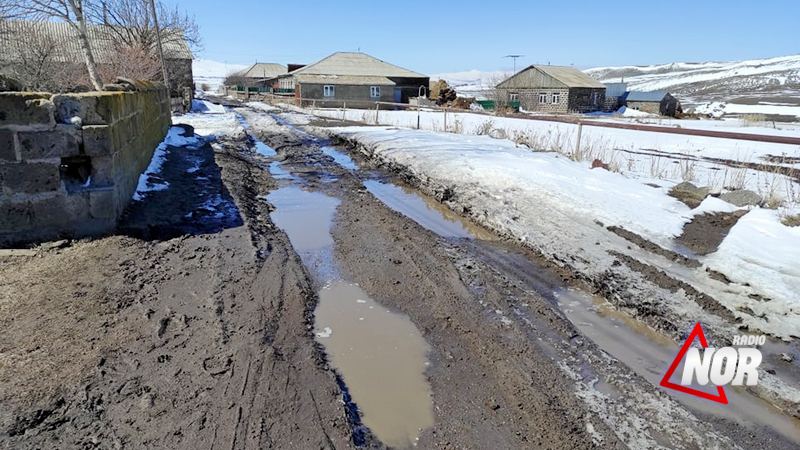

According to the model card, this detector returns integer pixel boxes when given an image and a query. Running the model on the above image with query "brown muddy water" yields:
[315,281,433,448]
[265,177,434,448]
[364,179,496,240]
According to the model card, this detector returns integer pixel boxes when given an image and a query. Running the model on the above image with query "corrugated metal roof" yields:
[626,90,667,102]
[0,20,192,63]
[604,82,628,97]
[295,74,395,85]
[238,63,287,79]
[289,52,426,78]
[498,65,605,89]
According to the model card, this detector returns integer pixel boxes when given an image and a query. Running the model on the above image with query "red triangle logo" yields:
[659,322,728,404]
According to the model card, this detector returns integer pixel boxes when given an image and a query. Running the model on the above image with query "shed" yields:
[624,90,682,116]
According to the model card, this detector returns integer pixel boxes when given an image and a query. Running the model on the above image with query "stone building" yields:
[0,20,193,110]
[274,52,429,107]
[226,63,287,92]
[495,65,606,113]
[624,91,682,117]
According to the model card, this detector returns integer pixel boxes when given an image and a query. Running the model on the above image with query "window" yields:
[591,91,599,105]
[552,92,560,104]
[538,92,547,103]
[323,85,335,97]
[370,86,381,98]
[509,93,519,102]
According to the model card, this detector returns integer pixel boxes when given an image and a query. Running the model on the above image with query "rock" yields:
[720,190,762,207]
[779,353,794,363]
[591,159,610,170]
[0,75,23,92]
[668,182,710,208]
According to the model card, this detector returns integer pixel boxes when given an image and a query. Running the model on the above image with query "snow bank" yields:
[705,208,800,313]
[332,126,691,246]
[191,99,226,114]
[173,108,244,138]
[133,126,202,201]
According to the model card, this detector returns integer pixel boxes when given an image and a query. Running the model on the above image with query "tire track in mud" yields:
[239,105,800,449]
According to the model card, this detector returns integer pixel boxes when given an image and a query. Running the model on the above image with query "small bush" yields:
[781,213,800,227]
[741,114,767,126]
[475,120,495,136]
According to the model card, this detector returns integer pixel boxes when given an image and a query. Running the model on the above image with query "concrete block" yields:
[0,200,32,232]
[82,125,113,156]
[88,187,117,219]
[0,93,54,127]
[0,162,61,194]
[17,128,79,160]
[52,93,121,126]
[90,155,115,187]
[0,130,16,162]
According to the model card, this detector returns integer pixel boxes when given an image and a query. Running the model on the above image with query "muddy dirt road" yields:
[1,99,799,449]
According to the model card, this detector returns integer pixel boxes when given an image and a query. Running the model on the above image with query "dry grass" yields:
[474,120,495,136]
[781,213,800,227]
[741,113,767,126]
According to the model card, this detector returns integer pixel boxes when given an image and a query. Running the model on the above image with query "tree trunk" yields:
[69,0,103,91]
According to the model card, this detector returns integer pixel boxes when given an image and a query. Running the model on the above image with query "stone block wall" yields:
[0,83,170,246]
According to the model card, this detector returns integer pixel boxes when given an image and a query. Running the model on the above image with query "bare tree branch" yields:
[8,0,103,90]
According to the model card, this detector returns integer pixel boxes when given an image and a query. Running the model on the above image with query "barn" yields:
[496,65,606,113]
[624,91,682,117]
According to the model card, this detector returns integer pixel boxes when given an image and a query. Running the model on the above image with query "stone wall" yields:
[0,83,171,246]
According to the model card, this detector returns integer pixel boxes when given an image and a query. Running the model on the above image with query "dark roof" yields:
[626,90,668,102]
[0,20,193,63]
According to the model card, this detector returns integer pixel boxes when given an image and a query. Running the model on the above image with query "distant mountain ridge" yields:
[585,54,800,106]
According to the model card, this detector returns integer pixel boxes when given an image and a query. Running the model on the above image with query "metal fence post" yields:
[444,108,448,132]
[342,101,347,122]
[575,123,583,156]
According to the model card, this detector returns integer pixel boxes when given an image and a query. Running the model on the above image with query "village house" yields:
[227,62,288,92]
[624,90,682,117]
[496,65,606,113]
[273,52,429,107]
[0,20,194,110]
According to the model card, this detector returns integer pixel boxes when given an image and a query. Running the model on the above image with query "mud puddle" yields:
[266,183,433,447]
[558,290,800,443]
[321,145,359,170]
[315,281,434,448]
[364,180,495,240]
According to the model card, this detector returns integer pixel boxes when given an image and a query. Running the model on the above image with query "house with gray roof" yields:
[228,62,288,92]
[274,52,429,106]
[496,65,606,113]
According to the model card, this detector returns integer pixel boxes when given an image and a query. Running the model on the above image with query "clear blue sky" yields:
[165,0,800,73]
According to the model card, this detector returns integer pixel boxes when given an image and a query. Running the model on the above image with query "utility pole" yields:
[148,0,170,90]
[504,55,523,73]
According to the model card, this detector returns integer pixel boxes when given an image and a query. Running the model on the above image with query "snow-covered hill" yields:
[586,54,800,108]
[193,59,247,92]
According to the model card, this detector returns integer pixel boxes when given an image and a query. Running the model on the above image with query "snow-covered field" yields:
[322,124,800,339]
[301,106,800,206]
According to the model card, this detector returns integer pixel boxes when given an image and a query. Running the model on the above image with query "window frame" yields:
[509,93,519,102]
[552,92,560,104]
[538,92,547,103]
[370,86,381,98]
[323,85,335,97]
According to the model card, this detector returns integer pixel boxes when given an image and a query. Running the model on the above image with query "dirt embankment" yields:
[0,131,352,448]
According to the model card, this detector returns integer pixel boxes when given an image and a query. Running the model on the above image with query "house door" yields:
[394,88,402,103]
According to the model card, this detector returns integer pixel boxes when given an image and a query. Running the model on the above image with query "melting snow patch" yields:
[316,327,333,338]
